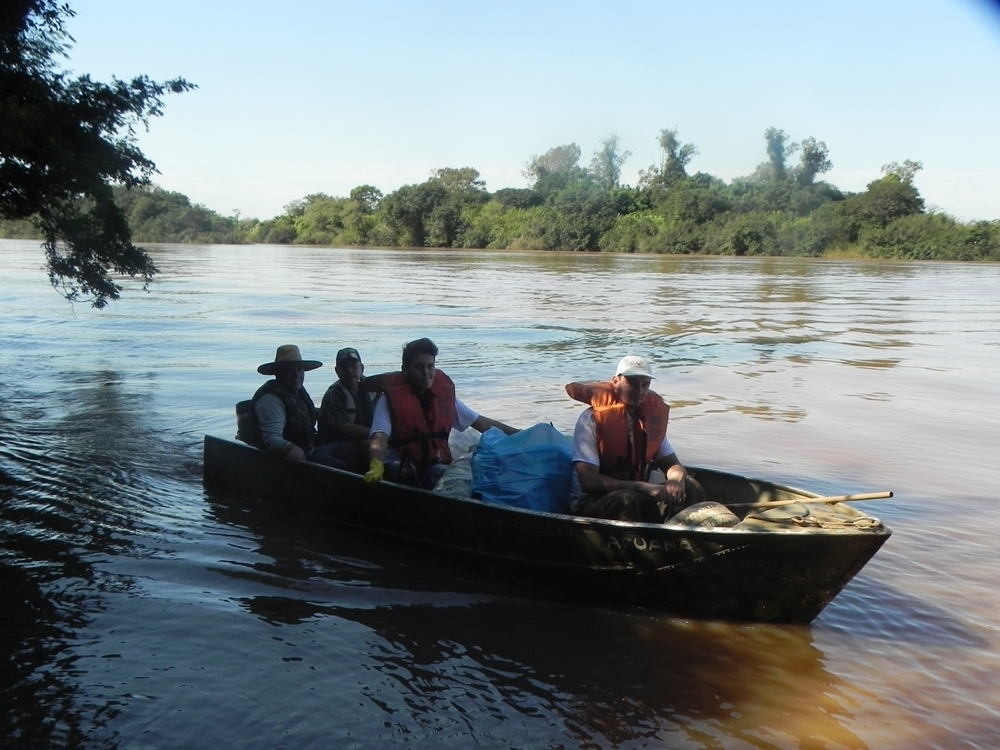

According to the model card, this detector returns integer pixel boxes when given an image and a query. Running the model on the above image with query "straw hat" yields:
[257,344,322,375]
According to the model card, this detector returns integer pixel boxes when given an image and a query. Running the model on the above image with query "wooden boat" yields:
[202,435,890,623]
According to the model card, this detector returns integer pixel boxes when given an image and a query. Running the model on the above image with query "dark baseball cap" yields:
[336,347,362,364]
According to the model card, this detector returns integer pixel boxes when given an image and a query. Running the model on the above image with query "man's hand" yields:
[364,459,385,484]
[285,444,306,462]
[639,479,686,519]
[662,465,689,512]
[636,481,672,502]
[664,479,686,503]
[665,465,688,483]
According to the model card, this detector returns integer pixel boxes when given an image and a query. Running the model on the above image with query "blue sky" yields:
[63,0,1000,222]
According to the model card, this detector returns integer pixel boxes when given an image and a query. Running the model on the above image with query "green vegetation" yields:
[200,131,1000,260]
[232,132,994,261]
[3,2,996,276]
[115,186,246,244]
[5,123,997,263]
[1,0,194,307]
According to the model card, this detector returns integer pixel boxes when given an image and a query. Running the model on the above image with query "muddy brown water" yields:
[2,240,999,748]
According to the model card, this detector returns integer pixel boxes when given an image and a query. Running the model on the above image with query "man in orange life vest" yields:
[566,355,701,523]
[363,338,518,489]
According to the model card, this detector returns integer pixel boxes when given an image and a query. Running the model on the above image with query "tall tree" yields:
[380,182,448,246]
[881,159,923,184]
[430,167,487,194]
[794,137,832,186]
[0,0,194,307]
[589,135,631,190]
[763,127,798,181]
[523,143,582,185]
[293,194,348,244]
[344,185,383,244]
[349,184,383,213]
[637,128,698,193]
[423,167,489,246]
[657,128,697,185]
[742,127,800,183]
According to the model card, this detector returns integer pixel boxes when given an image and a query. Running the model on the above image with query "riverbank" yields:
[4,160,998,263]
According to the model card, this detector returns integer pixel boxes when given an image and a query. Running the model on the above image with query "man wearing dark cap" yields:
[251,344,347,470]
[317,347,373,471]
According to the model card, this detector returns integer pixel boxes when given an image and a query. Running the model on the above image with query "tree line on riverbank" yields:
[4,128,999,262]
[249,132,1000,262]
[5,2,999,310]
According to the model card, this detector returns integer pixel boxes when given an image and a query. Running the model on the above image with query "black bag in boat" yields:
[235,400,263,448]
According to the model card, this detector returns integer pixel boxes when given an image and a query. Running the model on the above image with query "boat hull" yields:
[202,435,890,623]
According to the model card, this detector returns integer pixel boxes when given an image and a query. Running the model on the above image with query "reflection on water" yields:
[0,372,153,750]
[2,240,1000,748]
[209,490,868,749]
[816,577,988,648]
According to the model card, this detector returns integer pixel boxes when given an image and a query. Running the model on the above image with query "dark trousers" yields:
[577,477,706,523]
[313,440,365,472]
[577,489,671,523]
[306,442,353,471]
[385,460,448,490]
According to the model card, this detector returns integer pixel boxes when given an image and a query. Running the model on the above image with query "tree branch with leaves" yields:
[1,0,194,308]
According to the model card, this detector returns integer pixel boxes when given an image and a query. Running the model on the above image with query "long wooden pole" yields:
[728,491,894,509]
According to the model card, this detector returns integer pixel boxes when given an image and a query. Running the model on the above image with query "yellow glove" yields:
[363,459,385,484]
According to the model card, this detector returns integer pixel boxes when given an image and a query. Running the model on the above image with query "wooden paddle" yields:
[727,491,893,509]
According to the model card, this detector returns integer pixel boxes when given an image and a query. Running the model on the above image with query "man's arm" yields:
[453,396,518,436]
[652,452,686,479]
[364,396,390,483]
[652,452,688,502]
[255,394,305,462]
[470,415,519,435]
[368,431,388,463]
[575,461,666,498]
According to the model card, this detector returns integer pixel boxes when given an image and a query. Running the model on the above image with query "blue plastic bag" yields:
[471,423,573,513]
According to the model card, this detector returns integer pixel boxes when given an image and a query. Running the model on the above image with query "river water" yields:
[2,239,999,749]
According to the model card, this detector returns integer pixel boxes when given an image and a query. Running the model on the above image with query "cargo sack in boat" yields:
[432,455,474,499]
[665,501,740,528]
[471,424,573,512]
[235,400,263,448]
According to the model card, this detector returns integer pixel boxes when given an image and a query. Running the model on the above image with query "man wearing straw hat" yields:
[251,344,348,469]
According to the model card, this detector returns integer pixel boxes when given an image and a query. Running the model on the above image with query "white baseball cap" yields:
[615,355,654,379]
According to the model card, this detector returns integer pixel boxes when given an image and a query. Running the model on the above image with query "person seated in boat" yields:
[249,345,348,470]
[316,347,373,472]
[566,355,702,523]
[363,337,519,489]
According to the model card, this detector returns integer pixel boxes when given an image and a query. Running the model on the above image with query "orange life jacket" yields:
[565,380,669,481]
[383,370,456,467]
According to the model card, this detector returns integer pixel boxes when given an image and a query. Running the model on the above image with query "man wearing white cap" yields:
[564,355,700,522]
